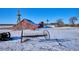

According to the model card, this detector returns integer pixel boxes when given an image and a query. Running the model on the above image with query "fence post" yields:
[21,30,23,43]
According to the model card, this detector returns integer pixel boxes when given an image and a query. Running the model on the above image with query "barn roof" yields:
[23,18,36,25]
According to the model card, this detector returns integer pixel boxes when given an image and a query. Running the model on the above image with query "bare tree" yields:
[56,19,64,27]
[69,16,78,26]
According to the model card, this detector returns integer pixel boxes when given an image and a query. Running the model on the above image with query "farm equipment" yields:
[0,28,50,43]
[21,30,50,43]
[0,32,11,41]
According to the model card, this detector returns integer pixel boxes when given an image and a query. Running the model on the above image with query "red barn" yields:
[13,19,38,30]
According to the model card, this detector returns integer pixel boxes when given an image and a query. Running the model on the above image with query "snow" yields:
[0,27,79,51]
[0,25,13,29]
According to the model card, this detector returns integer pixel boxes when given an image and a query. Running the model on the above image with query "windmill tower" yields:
[17,9,21,23]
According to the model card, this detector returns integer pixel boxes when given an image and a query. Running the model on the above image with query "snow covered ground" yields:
[0,27,79,51]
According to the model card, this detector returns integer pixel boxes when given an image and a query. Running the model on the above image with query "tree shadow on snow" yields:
[39,39,70,42]
[39,39,70,48]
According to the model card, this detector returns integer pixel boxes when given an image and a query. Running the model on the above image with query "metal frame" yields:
[21,30,50,43]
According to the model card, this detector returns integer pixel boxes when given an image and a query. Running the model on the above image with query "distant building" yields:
[45,23,57,28]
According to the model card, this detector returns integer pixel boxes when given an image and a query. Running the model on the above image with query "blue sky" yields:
[0,8,79,24]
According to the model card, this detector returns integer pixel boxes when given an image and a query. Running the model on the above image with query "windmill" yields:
[17,9,21,23]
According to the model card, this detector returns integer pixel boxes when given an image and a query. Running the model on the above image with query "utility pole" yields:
[47,19,49,25]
